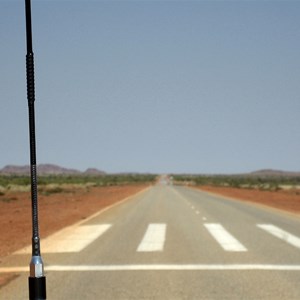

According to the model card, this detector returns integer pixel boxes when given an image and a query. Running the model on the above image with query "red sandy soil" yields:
[197,186,300,215]
[0,185,147,260]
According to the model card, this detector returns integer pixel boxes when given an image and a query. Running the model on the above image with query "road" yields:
[1,185,300,299]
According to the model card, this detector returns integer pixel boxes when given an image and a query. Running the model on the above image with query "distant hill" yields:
[0,164,106,176]
[1,165,298,177]
[248,169,300,177]
[83,168,106,176]
[0,165,30,175]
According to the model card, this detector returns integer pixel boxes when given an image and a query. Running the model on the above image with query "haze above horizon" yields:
[0,0,299,174]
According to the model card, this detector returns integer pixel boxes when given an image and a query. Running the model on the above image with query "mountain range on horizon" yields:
[0,164,106,176]
[0,164,299,177]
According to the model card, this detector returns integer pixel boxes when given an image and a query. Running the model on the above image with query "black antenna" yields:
[25,0,47,299]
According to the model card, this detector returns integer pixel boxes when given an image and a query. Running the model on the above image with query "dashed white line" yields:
[257,224,300,249]
[204,223,247,252]
[137,224,166,252]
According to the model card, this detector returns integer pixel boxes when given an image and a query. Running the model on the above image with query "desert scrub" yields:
[1,197,17,203]
[41,186,65,196]
[172,174,300,191]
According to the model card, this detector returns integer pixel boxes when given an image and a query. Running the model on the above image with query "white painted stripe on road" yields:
[14,187,149,255]
[257,224,300,249]
[204,223,247,252]
[16,224,112,254]
[42,224,112,253]
[137,224,166,252]
[2,264,300,273]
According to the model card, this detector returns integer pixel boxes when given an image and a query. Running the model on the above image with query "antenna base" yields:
[29,276,46,300]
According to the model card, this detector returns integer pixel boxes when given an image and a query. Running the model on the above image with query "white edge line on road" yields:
[1,264,300,273]
[75,186,151,226]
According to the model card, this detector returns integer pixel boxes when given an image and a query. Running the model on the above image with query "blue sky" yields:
[0,0,299,174]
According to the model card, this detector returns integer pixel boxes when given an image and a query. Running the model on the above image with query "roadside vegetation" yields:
[1,173,299,194]
[172,174,300,191]
[0,173,157,195]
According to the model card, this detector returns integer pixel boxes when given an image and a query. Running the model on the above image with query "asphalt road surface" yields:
[1,185,300,299]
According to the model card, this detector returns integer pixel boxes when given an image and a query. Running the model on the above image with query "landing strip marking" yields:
[15,224,112,253]
[204,223,247,252]
[137,224,166,252]
[1,264,300,273]
[257,224,300,249]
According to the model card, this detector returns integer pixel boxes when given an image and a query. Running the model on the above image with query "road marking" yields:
[14,187,149,255]
[137,224,166,252]
[257,224,300,249]
[1,264,300,273]
[204,223,247,252]
[16,224,112,254]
